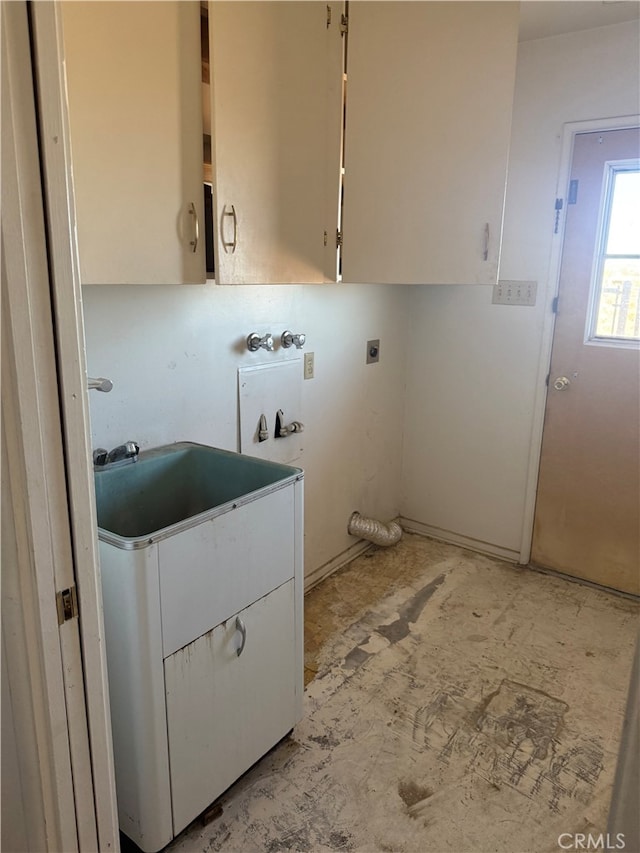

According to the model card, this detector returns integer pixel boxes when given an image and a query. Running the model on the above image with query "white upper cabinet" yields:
[61,2,205,285]
[341,2,519,285]
[61,1,518,288]
[207,2,344,284]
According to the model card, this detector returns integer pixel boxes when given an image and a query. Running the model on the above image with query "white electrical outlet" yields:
[492,280,537,306]
[304,352,315,380]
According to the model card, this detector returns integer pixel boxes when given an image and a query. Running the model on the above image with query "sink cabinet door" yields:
[164,580,298,835]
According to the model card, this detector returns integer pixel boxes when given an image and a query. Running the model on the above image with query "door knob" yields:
[553,376,571,391]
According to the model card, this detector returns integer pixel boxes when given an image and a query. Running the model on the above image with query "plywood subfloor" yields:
[165,534,638,853]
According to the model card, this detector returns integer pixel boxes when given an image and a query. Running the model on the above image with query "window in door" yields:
[586,161,640,344]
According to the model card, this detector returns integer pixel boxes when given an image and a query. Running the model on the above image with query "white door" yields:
[532,127,640,595]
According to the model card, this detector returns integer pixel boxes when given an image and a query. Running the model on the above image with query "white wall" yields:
[400,21,639,559]
[83,282,408,582]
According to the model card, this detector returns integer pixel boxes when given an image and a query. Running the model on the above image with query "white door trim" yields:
[2,2,83,847]
[519,114,640,564]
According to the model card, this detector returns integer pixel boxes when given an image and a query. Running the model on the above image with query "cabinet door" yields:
[164,581,299,835]
[208,2,343,284]
[61,1,205,285]
[159,485,295,658]
[341,2,519,285]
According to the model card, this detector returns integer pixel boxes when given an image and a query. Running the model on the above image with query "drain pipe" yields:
[348,511,403,548]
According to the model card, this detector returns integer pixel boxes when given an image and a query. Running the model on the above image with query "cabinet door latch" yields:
[56,585,79,625]
[340,13,348,36]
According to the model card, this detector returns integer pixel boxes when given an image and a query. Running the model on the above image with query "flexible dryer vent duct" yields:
[348,511,403,548]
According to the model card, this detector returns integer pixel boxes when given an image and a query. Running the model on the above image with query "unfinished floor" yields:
[163,534,638,853]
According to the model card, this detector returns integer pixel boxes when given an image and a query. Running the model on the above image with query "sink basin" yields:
[94,441,301,545]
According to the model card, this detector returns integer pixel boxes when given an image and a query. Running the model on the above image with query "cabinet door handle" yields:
[235,616,247,657]
[222,204,238,254]
[483,222,490,261]
[189,202,199,253]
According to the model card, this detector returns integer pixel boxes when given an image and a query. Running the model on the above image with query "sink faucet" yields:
[275,409,304,438]
[93,441,140,467]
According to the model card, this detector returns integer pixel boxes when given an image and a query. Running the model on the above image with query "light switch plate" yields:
[492,280,537,306]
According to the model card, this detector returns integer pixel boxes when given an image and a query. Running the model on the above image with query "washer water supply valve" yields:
[281,331,306,349]
[247,332,274,352]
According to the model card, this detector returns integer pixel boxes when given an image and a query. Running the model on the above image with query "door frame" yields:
[519,114,640,565]
[2,0,119,848]
[30,3,121,845]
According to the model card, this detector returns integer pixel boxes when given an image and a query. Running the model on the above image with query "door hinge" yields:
[326,5,331,28]
[554,198,563,234]
[324,230,328,247]
[56,585,79,625]
[336,229,343,249]
[552,296,559,314]
[340,13,348,36]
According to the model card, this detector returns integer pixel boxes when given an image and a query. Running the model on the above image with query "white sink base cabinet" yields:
[98,477,304,853]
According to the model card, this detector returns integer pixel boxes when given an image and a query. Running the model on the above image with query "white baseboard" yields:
[304,519,521,595]
[399,517,521,564]
[304,539,372,592]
